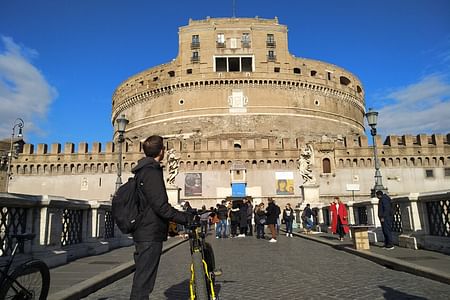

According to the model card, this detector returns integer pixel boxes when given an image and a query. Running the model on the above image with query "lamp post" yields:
[365,108,387,197]
[115,115,129,191]
[5,118,24,192]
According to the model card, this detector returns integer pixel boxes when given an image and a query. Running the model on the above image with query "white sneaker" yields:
[238,234,245,238]
[269,238,277,243]
[289,233,293,237]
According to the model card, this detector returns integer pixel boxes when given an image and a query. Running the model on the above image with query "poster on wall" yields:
[185,173,202,196]
[275,172,294,195]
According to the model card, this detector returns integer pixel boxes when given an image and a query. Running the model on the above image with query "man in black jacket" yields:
[376,190,394,250]
[130,135,192,299]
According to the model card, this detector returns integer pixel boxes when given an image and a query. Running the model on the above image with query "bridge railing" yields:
[311,190,450,254]
[0,193,132,267]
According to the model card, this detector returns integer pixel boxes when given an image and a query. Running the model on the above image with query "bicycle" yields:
[0,233,50,300]
[186,214,220,300]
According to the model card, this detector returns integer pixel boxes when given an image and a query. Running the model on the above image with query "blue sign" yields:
[232,183,246,197]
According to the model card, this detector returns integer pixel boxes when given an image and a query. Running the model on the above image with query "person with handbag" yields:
[330,196,349,241]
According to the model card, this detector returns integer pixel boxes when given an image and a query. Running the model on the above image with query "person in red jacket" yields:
[330,196,349,241]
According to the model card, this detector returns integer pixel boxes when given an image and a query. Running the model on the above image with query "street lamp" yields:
[5,118,24,192]
[365,108,387,197]
[115,114,129,191]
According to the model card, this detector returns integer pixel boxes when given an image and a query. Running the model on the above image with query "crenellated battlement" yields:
[19,133,450,156]
[10,133,449,178]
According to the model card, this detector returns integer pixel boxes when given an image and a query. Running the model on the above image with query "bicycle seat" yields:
[10,233,36,241]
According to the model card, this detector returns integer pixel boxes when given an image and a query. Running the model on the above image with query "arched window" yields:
[322,158,331,173]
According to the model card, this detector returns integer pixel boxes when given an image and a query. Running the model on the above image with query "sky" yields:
[1,0,449,147]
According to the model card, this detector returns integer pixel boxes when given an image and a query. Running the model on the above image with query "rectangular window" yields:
[242,33,251,47]
[191,35,200,49]
[215,57,227,72]
[327,71,332,80]
[241,57,252,72]
[445,168,450,177]
[228,57,240,72]
[217,33,225,44]
[425,169,434,178]
[266,34,275,47]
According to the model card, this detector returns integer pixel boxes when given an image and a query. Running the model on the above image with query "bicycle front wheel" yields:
[0,259,50,300]
[192,252,209,300]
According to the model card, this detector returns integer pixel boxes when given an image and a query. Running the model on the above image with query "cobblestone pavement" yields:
[84,233,450,300]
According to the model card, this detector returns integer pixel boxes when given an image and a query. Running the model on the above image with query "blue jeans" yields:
[285,219,293,234]
[216,219,227,237]
[256,224,265,238]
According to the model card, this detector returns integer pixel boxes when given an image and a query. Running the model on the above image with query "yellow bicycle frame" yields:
[189,228,216,300]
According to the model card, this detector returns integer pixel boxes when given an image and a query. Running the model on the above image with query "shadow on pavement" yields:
[379,285,427,300]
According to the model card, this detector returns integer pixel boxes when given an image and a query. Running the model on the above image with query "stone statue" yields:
[166,148,180,185]
[298,143,315,184]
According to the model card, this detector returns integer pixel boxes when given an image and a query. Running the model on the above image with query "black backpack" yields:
[112,173,148,234]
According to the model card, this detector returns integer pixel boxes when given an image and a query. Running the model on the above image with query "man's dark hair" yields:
[306,203,310,207]
[376,190,384,196]
[143,135,164,158]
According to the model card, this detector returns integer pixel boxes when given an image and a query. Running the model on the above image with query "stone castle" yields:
[3,17,450,209]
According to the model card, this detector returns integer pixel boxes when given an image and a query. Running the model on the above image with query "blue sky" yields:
[1,0,449,146]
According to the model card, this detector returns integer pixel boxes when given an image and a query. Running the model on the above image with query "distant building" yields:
[6,17,450,209]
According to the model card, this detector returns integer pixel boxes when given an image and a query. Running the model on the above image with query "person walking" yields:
[246,198,253,236]
[216,200,229,238]
[283,203,294,237]
[238,199,248,237]
[266,198,278,242]
[376,190,394,250]
[129,135,192,300]
[330,197,349,241]
[302,203,313,233]
[229,203,240,238]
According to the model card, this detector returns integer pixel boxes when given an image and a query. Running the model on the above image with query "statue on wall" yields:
[166,148,180,185]
[298,143,315,184]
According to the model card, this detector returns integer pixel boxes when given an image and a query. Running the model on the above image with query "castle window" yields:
[214,56,254,72]
[229,58,240,71]
[191,51,200,63]
[187,69,192,74]
[266,34,276,47]
[267,50,276,61]
[217,33,225,47]
[242,33,251,48]
[425,169,434,178]
[293,68,301,74]
[327,71,332,80]
[340,76,351,86]
[168,71,175,77]
[191,35,200,49]
[445,168,450,177]
[311,70,317,76]
[241,57,252,72]
[322,158,331,173]
[274,67,280,73]
[357,85,362,94]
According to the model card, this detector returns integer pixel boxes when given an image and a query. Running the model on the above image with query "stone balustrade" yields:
[310,190,450,254]
[0,193,132,268]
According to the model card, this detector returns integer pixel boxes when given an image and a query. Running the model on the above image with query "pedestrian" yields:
[330,197,349,241]
[283,203,294,237]
[238,199,248,237]
[229,202,240,238]
[216,200,228,238]
[275,203,281,234]
[254,203,267,239]
[302,203,313,233]
[129,135,192,299]
[199,205,211,235]
[376,190,394,250]
[246,198,253,236]
[266,197,278,242]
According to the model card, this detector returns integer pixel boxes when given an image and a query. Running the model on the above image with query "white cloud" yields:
[0,36,57,140]
[375,74,450,136]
